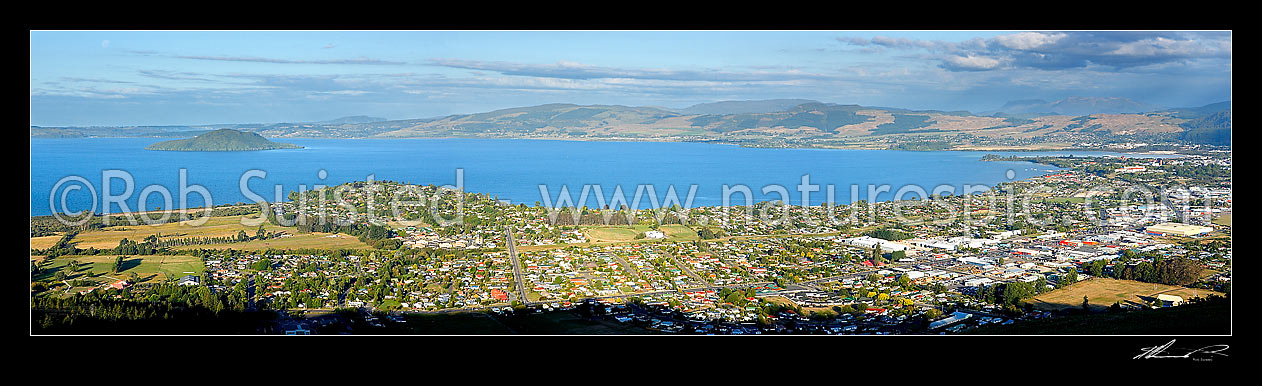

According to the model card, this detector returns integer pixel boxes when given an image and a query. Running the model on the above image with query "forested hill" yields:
[144,129,303,151]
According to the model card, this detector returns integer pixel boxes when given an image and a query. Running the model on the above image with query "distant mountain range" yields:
[673,99,821,115]
[32,99,1231,148]
[144,129,303,151]
[1160,101,1232,119]
[987,97,1166,117]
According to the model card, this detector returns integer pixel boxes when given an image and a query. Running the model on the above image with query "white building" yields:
[964,277,994,287]
[993,229,1023,239]
[958,257,994,269]
[1156,294,1184,307]
[843,236,909,252]
[929,311,973,330]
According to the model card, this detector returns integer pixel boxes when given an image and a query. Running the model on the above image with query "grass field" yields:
[579,224,696,242]
[33,214,370,251]
[168,232,370,251]
[764,295,841,316]
[30,235,63,249]
[516,224,697,253]
[1024,278,1224,312]
[67,215,272,249]
[1212,214,1232,227]
[32,254,204,285]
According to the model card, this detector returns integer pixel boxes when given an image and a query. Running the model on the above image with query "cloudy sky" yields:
[30,30,1231,126]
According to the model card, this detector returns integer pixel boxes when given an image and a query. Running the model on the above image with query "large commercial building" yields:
[840,236,909,252]
[1145,222,1214,237]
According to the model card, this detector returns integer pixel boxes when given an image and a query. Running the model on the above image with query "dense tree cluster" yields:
[697,227,726,240]
[1165,164,1231,180]
[1108,250,1204,286]
[865,227,912,241]
[32,283,253,333]
[30,215,106,237]
[976,277,1051,307]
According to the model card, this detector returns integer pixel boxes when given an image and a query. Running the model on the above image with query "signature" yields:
[1134,339,1229,360]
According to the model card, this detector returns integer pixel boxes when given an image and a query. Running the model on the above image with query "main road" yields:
[504,226,529,305]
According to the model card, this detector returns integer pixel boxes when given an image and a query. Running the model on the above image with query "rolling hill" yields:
[312,115,388,125]
[362,101,1200,143]
[675,99,820,115]
[34,98,1231,150]
[987,97,1165,116]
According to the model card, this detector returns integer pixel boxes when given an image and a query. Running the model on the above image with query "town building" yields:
[177,275,201,286]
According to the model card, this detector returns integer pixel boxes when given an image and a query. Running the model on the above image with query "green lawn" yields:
[33,254,204,286]
[376,299,402,309]
[580,225,652,242]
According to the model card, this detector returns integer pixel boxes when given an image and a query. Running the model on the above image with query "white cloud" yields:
[994,32,1067,50]
[1109,37,1215,57]
[174,55,404,65]
[317,90,371,96]
[942,55,1002,71]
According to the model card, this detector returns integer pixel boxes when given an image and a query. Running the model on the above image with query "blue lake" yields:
[30,138,1176,216]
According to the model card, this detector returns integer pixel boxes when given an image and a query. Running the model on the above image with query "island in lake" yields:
[145,129,303,151]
